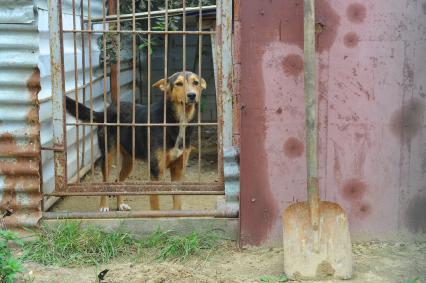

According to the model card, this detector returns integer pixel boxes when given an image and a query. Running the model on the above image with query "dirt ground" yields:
[51,127,222,212]
[43,130,426,283]
[21,240,426,283]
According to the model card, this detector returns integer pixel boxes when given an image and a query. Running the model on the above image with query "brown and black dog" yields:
[65,71,206,212]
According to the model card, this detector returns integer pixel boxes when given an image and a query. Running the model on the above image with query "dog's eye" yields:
[193,81,199,86]
[175,82,183,87]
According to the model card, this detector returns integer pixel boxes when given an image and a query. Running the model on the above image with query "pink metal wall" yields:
[238,0,426,245]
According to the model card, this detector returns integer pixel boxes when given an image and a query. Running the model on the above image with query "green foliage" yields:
[0,230,24,283]
[98,0,215,64]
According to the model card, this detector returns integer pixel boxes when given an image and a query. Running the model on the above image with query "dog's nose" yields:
[187,93,196,101]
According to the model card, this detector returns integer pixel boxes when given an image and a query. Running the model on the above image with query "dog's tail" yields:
[65,96,104,122]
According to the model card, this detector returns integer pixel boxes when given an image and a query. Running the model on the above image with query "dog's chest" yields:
[169,147,184,162]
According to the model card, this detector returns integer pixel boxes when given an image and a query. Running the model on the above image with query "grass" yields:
[23,221,223,266]
[260,274,288,282]
[402,279,420,283]
[142,230,220,260]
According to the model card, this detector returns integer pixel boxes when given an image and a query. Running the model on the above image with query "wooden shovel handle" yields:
[304,0,320,230]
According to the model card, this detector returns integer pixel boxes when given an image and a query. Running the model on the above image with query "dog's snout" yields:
[187,92,196,101]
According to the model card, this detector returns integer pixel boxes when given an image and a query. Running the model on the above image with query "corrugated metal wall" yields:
[0,0,137,224]
[38,0,135,205]
[0,0,42,227]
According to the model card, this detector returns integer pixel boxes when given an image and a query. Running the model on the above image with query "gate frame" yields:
[44,0,238,227]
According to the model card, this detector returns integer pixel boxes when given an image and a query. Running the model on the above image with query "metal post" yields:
[48,0,67,191]
[216,0,238,215]
[219,0,233,149]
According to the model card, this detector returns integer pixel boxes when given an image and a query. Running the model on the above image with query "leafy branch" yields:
[98,0,214,64]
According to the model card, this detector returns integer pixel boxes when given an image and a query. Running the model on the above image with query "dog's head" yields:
[153,71,206,105]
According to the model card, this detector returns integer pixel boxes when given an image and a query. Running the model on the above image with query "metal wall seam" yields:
[0,0,42,227]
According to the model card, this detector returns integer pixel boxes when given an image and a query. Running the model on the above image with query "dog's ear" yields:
[200,78,207,90]
[153,78,167,91]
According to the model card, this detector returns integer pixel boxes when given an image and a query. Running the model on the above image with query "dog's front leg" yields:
[99,196,109,212]
[169,148,192,210]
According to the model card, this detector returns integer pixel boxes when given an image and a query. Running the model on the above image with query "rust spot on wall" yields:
[404,61,414,83]
[390,97,425,142]
[0,134,18,212]
[341,179,367,201]
[344,32,359,48]
[277,0,340,52]
[26,107,39,125]
[333,142,342,184]
[0,133,17,156]
[283,137,304,159]
[282,54,303,77]
[347,3,367,24]
[405,195,426,233]
[354,202,372,219]
[315,0,341,53]
[27,68,41,102]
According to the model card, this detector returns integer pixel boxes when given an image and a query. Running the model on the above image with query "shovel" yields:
[282,0,353,280]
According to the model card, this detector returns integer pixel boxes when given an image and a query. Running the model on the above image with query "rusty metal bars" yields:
[182,0,187,181]
[63,29,215,34]
[47,181,224,195]
[102,0,110,182]
[162,0,169,182]
[197,0,203,182]
[72,0,81,183]
[44,209,238,219]
[87,0,96,179]
[51,0,228,197]
[131,0,136,177]
[88,5,217,23]
[147,0,152,180]
[116,0,121,185]
[79,0,88,175]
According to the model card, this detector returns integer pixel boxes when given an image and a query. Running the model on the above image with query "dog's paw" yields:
[118,203,131,211]
[99,207,110,212]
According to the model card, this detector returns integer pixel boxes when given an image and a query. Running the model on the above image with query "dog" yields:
[65,71,206,212]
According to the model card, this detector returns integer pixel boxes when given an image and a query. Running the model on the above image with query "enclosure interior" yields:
[43,0,223,213]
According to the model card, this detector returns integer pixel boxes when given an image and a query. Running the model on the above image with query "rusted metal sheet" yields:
[239,0,426,245]
[0,1,42,227]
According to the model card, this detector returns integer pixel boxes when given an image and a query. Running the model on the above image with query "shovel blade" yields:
[282,201,353,280]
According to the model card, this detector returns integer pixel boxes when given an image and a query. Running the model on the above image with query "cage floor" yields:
[49,147,222,212]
